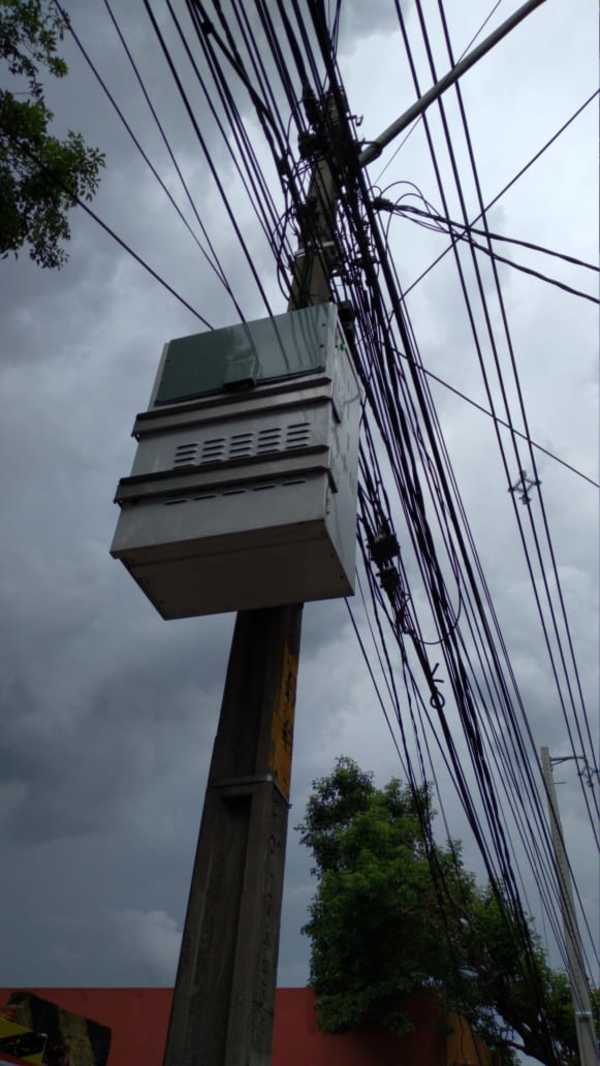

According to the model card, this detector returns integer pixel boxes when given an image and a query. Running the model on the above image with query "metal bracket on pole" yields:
[213,774,292,807]
[359,0,548,167]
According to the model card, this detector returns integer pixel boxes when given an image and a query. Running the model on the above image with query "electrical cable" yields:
[181,0,289,255]
[431,0,600,834]
[413,362,599,490]
[372,204,600,487]
[6,128,213,328]
[385,0,600,967]
[328,2,596,980]
[392,204,599,305]
[373,0,505,184]
[402,0,600,858]
[75,200,213,327]
[390,16,600,967]
[193,0,600,1016]
[402,88,600,300]
[392,203,599,274]
[345,595,409,777]
[100,0,241,307]
[52,0,228,290]
[142,0,276,318]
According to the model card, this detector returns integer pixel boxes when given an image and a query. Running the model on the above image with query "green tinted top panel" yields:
[153,304,331,407]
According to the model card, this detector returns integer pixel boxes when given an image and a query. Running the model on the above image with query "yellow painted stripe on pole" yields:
[269,639,299,800]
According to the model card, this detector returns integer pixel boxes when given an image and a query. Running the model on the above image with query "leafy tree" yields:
[298,757,599,1066]
[1,0,104,268]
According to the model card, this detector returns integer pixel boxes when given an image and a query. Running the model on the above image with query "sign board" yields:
[0,1009,46,1064]
[5,994,110,1066]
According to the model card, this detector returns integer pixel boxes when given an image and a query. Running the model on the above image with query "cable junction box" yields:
[110,303,361,619]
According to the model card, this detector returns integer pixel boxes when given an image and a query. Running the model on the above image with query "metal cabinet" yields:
[111,303,361,618]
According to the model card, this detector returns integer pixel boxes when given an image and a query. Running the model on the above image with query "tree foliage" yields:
[298,757,599,1066]
[0,0,104,268]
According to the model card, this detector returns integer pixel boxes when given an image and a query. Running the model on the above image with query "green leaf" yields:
[300,757,589,1066]
[0,1,104,268]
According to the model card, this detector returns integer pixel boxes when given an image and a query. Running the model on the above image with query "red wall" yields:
[0,987,448,1066]
[274,987,446,1066]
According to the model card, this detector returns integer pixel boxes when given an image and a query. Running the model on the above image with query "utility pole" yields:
[540,747,599,1066]
[163,92,340,1066]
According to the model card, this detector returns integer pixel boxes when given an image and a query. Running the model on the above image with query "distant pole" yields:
[540,747,599,1066]
[162,92,340,1066]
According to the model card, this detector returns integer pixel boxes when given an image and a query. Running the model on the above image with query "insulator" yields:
[371,530,400,568]
[297,130,321,160]
[302,87,321,129]
[380,567,400,599]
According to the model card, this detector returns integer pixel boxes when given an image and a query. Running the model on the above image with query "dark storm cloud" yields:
[0,0,597,992]
[0,612,232,843]
[338,0,412,53]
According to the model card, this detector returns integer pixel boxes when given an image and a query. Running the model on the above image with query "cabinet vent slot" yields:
[257,427,282,453]
[201,437,226,463]
[163,476,313,507]
[285,423,310,449]
[228,431,254,459]
[174,443,198,466]
[172,422,313,471]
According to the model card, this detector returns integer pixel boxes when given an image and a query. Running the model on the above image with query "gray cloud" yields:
[0,0,597,997]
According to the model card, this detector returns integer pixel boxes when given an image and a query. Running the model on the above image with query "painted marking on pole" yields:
[269,640,299,800]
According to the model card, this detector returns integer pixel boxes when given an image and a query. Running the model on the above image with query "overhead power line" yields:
[75,199,213,327]
[402,88,600,299]
[8,129,213,328]
[100,0,237,298]
[420,0,600,854]
[374,0,505,182]
[360,0,548,166]
[412,361,600,491]
[388,204,599,305]
[52,0,225,280]
[460,238,598,305]
[392,204,598,274]
[345,596,409,776]
[142,0,276,318]
[338,0,596,979]
[74,0,598,1018]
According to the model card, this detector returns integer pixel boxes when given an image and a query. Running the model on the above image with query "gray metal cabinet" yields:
[111,303,361,618]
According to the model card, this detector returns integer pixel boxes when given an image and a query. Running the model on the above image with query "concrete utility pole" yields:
[163,94,340,1066]
[540,747,599,1066]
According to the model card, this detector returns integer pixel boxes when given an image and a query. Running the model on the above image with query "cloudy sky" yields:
[0,0,598,1002]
